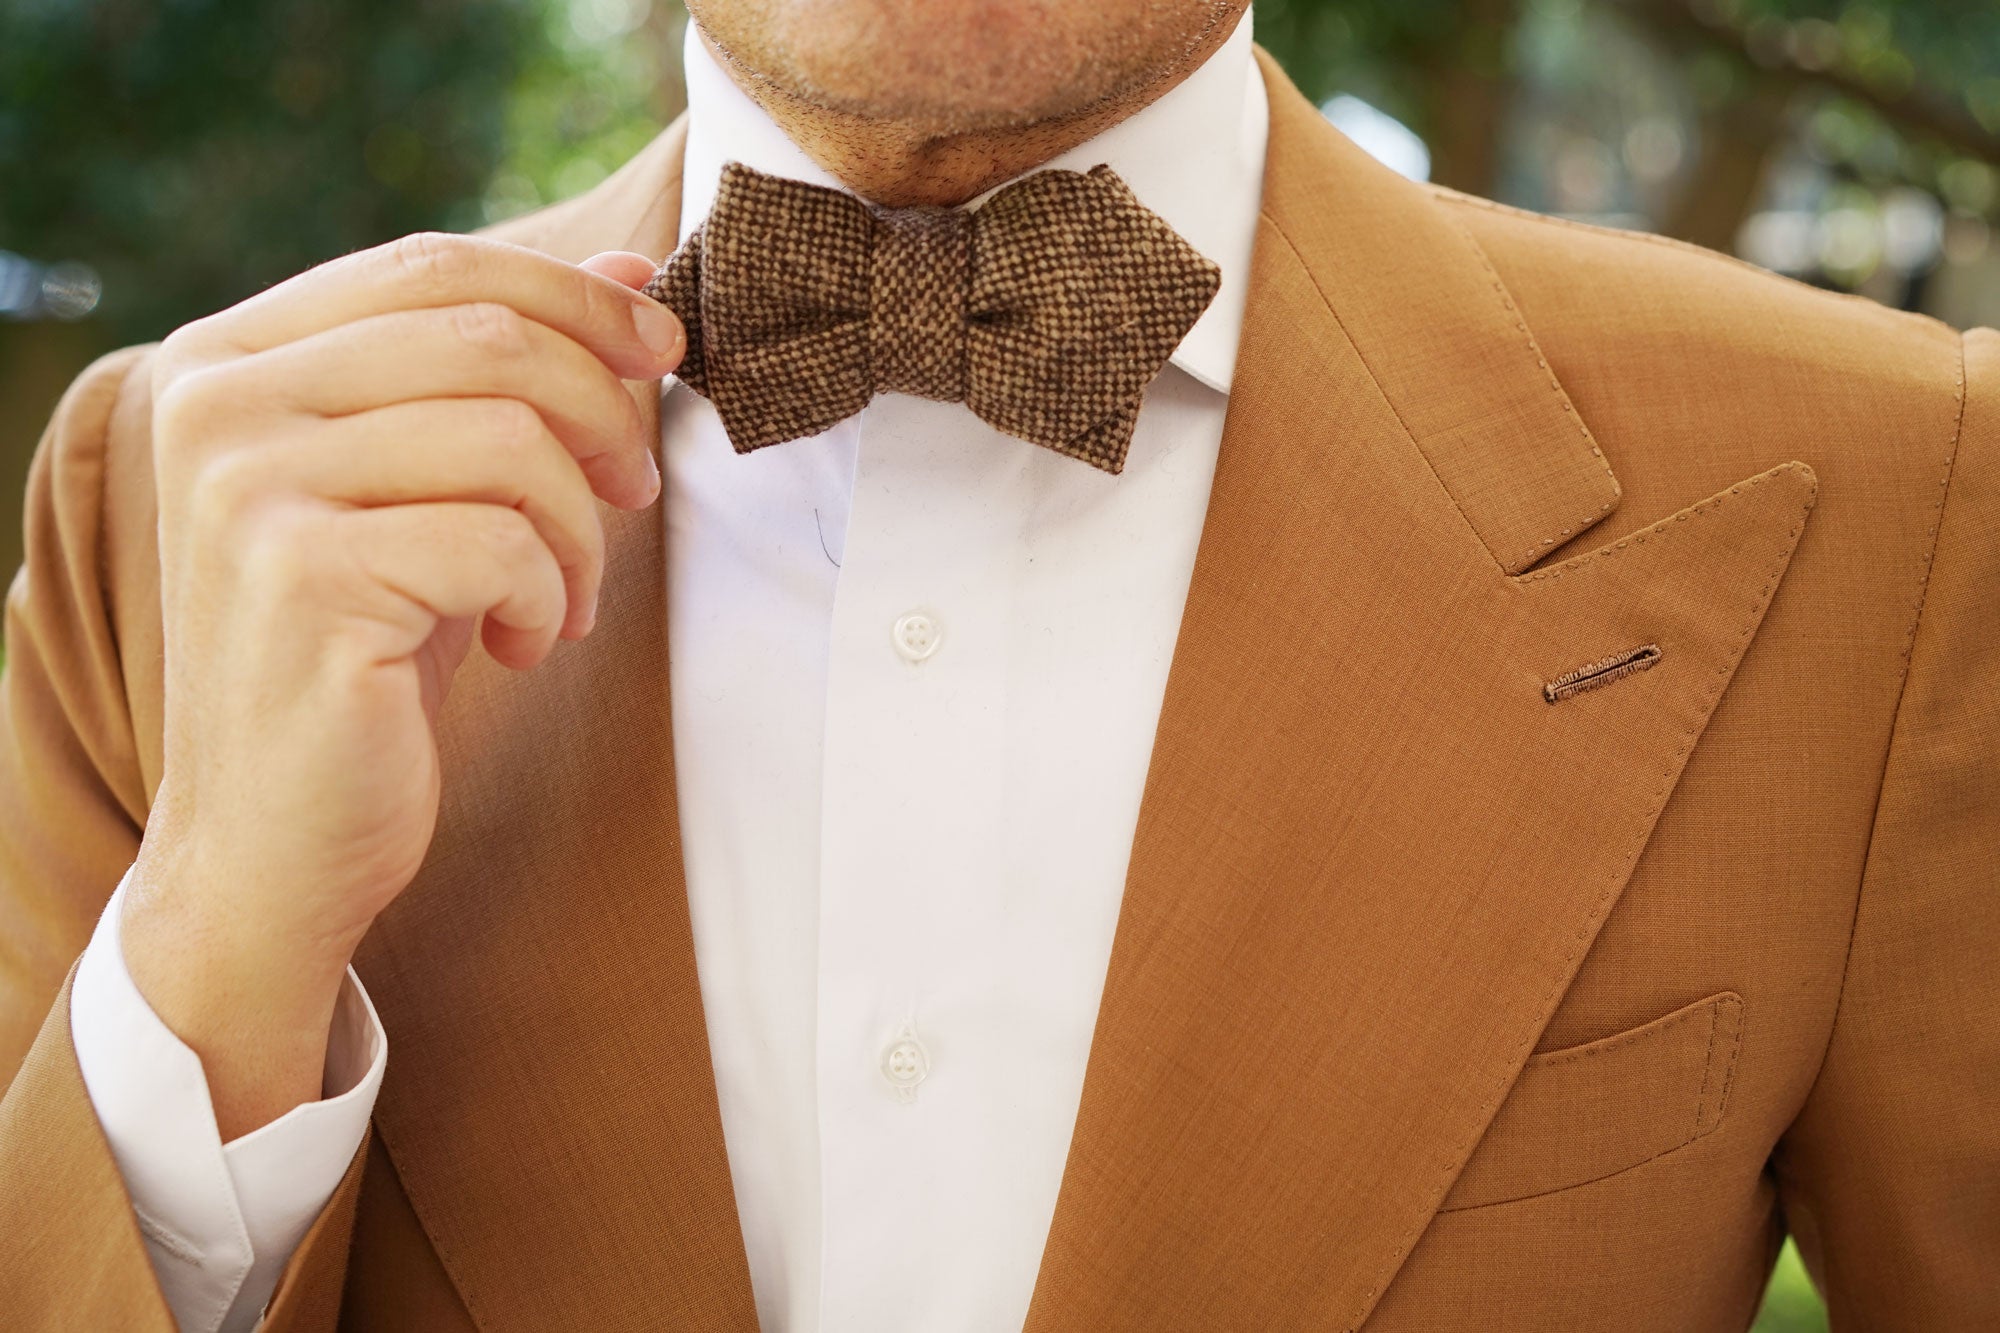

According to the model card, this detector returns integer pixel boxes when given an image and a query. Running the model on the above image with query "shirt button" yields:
[881,1025,930,1102]
[892,612,941,663]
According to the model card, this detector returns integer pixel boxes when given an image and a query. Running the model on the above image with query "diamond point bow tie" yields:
[643,160,1222,475]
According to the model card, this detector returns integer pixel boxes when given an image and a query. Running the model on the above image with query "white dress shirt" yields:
[65,10,1268,1331]
[72,872,384,1332]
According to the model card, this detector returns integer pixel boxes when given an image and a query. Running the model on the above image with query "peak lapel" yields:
[1025,54,1814,1332]
[349,123,761,1332]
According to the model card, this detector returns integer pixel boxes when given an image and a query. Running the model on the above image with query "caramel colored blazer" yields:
[3,52,1996,1331]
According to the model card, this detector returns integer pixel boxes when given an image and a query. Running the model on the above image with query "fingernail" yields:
[633,301,683,360]
[644,446,662,497]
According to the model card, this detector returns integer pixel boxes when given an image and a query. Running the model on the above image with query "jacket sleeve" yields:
[1771,326,2000,1328]
[0,345,367,1331]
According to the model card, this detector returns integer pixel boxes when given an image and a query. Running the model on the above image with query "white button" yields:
[881,1025,930,1102]
[892,612,941,663]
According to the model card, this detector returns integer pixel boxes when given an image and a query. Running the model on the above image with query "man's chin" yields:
[685,0,1237,137]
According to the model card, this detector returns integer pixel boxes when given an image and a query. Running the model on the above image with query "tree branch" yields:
[1622,0,2000,165]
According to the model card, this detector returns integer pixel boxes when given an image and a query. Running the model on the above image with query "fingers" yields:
[578,251,665,291]
[177,232,683,383]
[283,398,607,639]
[341,502,568,672]
[145,235,684,687]
[250,300,662,510]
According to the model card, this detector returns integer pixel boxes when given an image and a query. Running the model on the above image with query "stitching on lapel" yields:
[1250,213,1509,576]
[1510,462,1812,586]
[1349,462,1815,1322]
[1439,207,1622,569]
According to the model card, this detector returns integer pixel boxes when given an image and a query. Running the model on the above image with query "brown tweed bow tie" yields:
[643,161,1221,475]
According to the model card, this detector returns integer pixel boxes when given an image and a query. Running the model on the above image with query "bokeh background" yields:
[9,3,2000,1324]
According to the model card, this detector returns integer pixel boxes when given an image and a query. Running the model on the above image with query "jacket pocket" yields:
[1438,990,1744,1211]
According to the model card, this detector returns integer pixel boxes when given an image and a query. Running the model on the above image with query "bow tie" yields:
[643,161,1221,475]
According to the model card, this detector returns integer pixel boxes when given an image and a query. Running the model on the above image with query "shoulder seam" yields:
[1892,330,1970,668]
[1425,184,1788,283]
[1426,185,1961,332]
[1797,327,1970,1112]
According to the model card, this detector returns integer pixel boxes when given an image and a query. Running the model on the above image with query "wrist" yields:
[127,814,370,976]
[121,841,359,1137]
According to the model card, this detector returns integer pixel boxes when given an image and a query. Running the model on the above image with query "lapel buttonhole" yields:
[1543,643,1663,704]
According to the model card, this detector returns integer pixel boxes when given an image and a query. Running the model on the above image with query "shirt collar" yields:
[676,7,1266,394]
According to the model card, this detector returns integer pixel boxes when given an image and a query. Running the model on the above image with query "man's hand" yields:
[118,235,682,1138]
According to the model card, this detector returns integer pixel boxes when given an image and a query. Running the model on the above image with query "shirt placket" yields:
[814,393,1030,1328]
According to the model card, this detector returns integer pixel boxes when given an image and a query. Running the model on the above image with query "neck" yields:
[692,20,1245,209]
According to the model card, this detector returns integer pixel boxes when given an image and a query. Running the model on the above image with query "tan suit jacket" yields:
[2,51,1996,1331]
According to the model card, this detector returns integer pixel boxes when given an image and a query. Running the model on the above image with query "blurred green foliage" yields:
[1259,0,2000,142]
[0,0,678,348]
[1254,0,2000,252]
[2,1,535,344]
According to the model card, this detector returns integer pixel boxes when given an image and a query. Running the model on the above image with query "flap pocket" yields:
[1439,991,1743,1211]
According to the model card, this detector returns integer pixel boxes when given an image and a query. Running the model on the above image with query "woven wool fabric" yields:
[642,160,1221,474]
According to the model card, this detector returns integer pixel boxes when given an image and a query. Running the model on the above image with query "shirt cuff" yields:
[69,865,387,1333]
